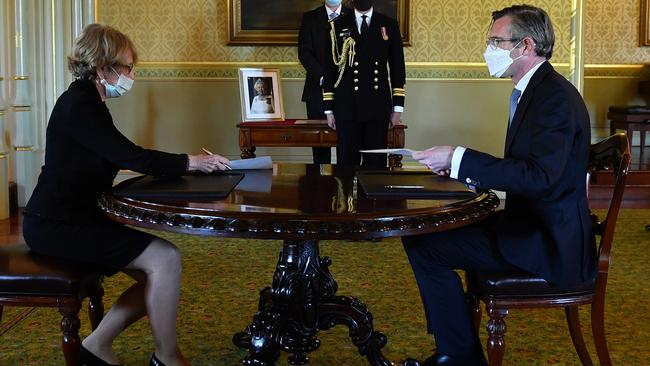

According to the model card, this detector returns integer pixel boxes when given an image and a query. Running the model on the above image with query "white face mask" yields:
[483,41,523,78]
[325,0,342,6]
[100,68,134,98]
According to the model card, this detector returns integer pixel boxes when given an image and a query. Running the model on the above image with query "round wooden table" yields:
[99,164,499,366]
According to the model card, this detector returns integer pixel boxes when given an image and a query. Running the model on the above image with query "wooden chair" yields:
[466,133,631,366]
[0,243,105,366]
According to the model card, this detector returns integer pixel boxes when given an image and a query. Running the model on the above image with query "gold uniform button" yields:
[354,86,359,91]
[354,62,359,66]
[374,70,379,74]
[374,85,379,90]
[354,78,359,83]
[354,70,359,74]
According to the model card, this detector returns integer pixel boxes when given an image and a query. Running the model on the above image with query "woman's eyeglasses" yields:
[115,63,135,73]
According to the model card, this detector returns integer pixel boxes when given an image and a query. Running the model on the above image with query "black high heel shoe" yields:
[150,353,168,366]
[79,345,122,366]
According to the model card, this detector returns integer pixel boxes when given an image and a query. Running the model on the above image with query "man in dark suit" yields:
[402,5,595,365]
[298,1,348,164]
[322,0,405,169]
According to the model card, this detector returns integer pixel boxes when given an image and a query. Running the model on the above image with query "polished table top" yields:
[101,163,499,240]
[100,163,500,366]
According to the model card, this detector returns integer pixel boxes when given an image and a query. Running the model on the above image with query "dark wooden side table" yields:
[237,120,407,168]
[101,164,499,366]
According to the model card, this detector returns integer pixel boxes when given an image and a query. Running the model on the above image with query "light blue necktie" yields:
[329,12,338,20]
[509,88,522,125]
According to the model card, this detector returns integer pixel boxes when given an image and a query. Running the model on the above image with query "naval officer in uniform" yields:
[322,0,406,169]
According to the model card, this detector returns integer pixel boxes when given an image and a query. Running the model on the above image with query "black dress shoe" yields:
[423,352,487,366]
[79,345,122,366]
[150,353,167,366]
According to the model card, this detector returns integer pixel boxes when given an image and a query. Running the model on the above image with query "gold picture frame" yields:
[238,68,285,122]
[642,0,650,46]
[228,0,411,46]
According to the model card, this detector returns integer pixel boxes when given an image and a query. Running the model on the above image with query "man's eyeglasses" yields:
[115,63,135,73]
[486,38,520,48]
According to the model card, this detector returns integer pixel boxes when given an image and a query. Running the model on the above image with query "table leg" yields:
[241,146,256,159]
[388,154,403,168]
[233,239,418,366]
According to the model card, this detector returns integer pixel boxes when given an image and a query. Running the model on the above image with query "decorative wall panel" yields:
[585,0,650,64]
[97,0,572,64]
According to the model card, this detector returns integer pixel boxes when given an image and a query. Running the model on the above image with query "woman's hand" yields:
[188,154,231,173]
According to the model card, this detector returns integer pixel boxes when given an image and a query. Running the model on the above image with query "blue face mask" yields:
[100,68,134,98]
[325,0,342,6]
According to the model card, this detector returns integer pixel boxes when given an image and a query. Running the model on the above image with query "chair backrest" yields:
[587,133,631,282]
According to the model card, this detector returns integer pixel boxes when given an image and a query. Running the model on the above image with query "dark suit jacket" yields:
[458,62,595,286]
[299,5,349,115]
[322,10,405,122]
[25,79,187,222]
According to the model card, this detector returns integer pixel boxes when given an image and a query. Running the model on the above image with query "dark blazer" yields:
[24,79,187,221]
[458,62,595,286]
[322,10,405,121]
[299,5,349,109]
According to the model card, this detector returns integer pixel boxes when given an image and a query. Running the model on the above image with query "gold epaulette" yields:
[323,92,334,101]
[392,87,406,97]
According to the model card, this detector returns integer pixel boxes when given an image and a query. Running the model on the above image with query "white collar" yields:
[325,4,342,17]
[514,60,545,98]
[355,8,373,20]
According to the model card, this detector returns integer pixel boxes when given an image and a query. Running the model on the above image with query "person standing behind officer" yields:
[298,0,349,164]
[323,0,406,169]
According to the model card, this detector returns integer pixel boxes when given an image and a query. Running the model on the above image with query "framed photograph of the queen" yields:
[238,68,285,122]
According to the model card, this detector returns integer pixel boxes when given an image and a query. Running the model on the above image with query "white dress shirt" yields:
[355,8,373,34]
[449,61,546,179]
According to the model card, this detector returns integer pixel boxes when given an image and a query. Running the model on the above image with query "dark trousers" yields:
[401,221,518,357]
[306,100,331,164]
[335,118,388,169]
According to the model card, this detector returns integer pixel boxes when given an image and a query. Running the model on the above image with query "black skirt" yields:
[22,212,153,276]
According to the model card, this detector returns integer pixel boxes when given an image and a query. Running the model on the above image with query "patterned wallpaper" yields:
[584,0,650,64]
[97,0,572,64]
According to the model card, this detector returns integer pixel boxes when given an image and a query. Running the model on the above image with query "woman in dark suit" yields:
[22,24,226,366]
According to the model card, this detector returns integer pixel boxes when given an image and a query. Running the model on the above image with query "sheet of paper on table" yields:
[229,156,273,170]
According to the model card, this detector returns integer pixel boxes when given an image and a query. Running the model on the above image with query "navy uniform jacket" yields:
[458,62,595,286]
[24,79,187,222]
[322,11,405,121]
[299,5,349,107]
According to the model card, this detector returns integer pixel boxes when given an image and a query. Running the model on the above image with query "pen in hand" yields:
[201,147,232,170]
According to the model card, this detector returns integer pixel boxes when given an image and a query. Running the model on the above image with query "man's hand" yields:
[188,154,231,173]
[326,114,336,130]
[412,146,455,173]
[390,112,402,127]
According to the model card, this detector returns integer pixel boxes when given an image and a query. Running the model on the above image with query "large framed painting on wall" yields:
[228,0,410,45]
[642,0,650,46]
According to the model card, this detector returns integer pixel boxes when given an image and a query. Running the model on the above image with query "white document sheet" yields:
[229,156,273,170]
[359,148,418,156]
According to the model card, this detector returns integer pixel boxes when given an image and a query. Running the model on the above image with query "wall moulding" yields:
[133,62,647,81]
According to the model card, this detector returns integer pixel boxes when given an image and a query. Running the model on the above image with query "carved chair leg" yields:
[564,306,592,365]
[468,293,482,333]
[486,307,507,366]
[591,292,612,366]
[59,301,82,366]
[87,280,105,330]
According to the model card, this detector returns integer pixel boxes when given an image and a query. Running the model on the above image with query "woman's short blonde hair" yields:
[68,24,138,80]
